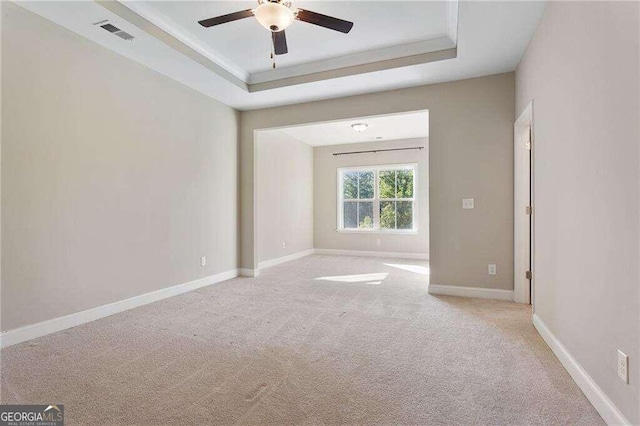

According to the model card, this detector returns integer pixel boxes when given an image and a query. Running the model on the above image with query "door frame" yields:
[514,101,534,306]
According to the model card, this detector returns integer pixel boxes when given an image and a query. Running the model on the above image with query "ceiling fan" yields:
[198,0,354,59]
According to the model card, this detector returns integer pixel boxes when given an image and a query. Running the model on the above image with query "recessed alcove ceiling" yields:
[16,1,546,110]
[271,111,430,147]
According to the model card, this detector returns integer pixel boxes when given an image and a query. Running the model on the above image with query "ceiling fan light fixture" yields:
[254,2,294,32]
[351,123,369,133]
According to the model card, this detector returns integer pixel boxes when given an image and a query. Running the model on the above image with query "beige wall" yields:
[241,73,515,290]
[314,138,429,255]
[1,3,239,331]
[257,131,313,264]
[516,2,639,423]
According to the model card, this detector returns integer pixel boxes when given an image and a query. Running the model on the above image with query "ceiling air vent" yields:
[113,31,134,41]
[100,23,120,33]
[94,20,134,41]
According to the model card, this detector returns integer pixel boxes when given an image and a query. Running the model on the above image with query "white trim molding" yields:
[0,269,240,349]
[336,229,419,235]
[314,248,428,260]
[239,268,260,278]
[428,284,514,301]
[258,249,314,270]
[533,314,631,426]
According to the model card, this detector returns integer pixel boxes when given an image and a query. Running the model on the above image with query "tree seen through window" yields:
[339,166,415,231]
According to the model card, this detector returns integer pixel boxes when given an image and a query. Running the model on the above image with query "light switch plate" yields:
[201,256,206,267]
[462,198,474,209]
[618,350,629,384]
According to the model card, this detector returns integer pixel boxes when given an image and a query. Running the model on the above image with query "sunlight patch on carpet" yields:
[384,263,430,275]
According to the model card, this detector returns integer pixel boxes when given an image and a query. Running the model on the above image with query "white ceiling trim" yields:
[120,0,250,82]
[447,0,459,45]
[249,36,455,84]
[249,47,456,92]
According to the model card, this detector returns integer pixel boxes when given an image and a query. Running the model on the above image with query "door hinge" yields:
[526,127,532,150]
[526,270,532,280]
[526,206,533,215]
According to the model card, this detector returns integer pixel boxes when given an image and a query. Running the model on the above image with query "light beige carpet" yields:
[1,255,603,425]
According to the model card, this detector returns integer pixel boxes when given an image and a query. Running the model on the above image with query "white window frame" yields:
[336,163,418,234]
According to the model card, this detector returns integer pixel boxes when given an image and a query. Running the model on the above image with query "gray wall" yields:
[241,73,515,290]
[516,2,639,423]
[0,2,3,330]
[257,130,313,264]
[1,3,239,331]
[314,138,429,255]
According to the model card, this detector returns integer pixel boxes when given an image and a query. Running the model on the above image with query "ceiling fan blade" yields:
[295,9,353,34]
[198,9,254,28]
[272,30,288,55]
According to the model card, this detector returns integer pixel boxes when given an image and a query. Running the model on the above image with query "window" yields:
[338,164,416,232]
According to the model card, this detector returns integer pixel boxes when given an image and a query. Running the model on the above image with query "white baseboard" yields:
[0,269,240,349]
[428,284,514,301]
[258,249,314,270]
[239,268,260,277]
[314,248,428,260]
[532,314,630,426]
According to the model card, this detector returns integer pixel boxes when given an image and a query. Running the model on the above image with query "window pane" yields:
[396,169,414,198]
[397,201,413,229]
[358,171,374,199]
[379,170,395,198]
[343,172,358,200]
[340,166,415,231]
[380,201,396,229]
[343,202,357,228]
[358,202,373,229]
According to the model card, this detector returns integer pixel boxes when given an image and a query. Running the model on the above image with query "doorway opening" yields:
[514,101,534,306]
[254,110,430,276]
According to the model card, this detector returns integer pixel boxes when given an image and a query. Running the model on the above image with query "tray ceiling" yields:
[126,1,456,78]
[15,1,546,110]
[121,0,458,89]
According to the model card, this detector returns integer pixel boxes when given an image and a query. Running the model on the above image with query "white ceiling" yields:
[131,1,453,76]
[274,110,429,147]
[16,1,546,110]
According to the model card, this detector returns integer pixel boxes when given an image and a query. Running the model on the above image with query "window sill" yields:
[336,229,419,235]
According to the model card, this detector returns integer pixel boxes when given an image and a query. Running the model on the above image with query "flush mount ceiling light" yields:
[351,123,369,133]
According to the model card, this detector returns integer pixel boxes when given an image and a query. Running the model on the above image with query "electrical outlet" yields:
[462,198,474,209]
[618,350,629,384]
[376,238,381,246]
[488,264,497,275]
[200,256,206,267]
[282,242,286,249]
